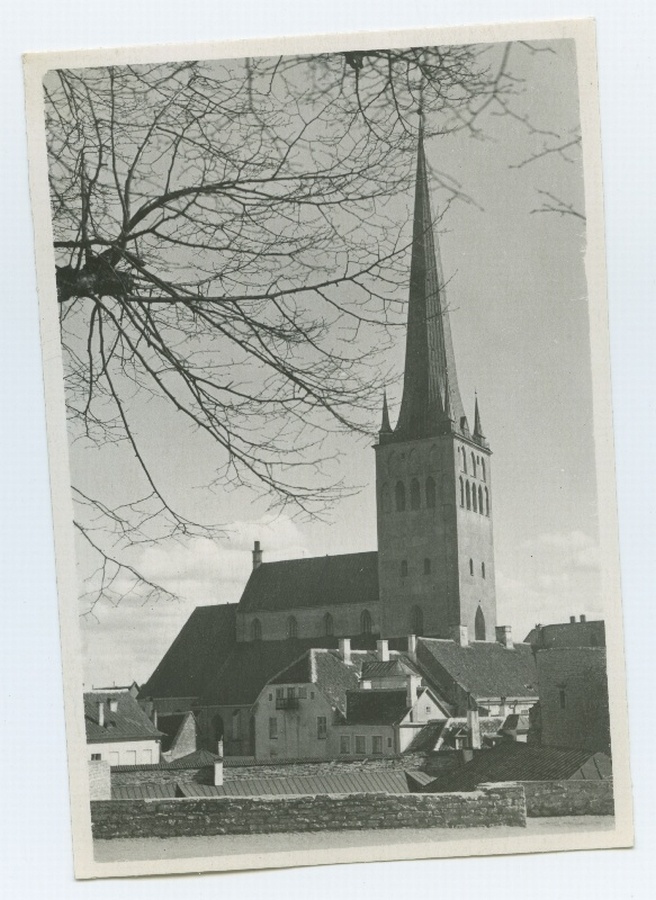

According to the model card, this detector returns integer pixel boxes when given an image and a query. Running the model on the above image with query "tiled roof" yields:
[417,638,538,700]
[139,604,237,700]
[178,770,409,797]
[500,714,530,734]
[111,749,219,772]
[344,689,409,726]
[237,551,379,613]
[361,658,417,679]
[84,691,163,744]
[269,649,360,715]
[434,716,506,750]
[405,721,448,752]
[422,744,613,792]
[113,783,180,800]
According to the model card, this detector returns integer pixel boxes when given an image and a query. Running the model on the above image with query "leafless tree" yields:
[44,44,557,608]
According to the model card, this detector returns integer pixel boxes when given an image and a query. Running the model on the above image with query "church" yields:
[139,129,537,758]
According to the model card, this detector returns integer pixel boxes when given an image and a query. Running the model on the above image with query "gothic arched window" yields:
[475,606,486,641]
[485,487,490,516]
[426,476,436,509]
[459,476,464,507]
[395,481,406,512]
[410,478,421,510]
[481,561,486,579]
[323,613,334,637]
[381,483,391,514]
[411,606,424,636]
[478,485,484,514]
[466,481,471,510]
[481,459,486,482]
[469,558,474,576]
[360,609,373,635]
[472,484,478,512]
[471,452,477,477]
[287,615,298,639]
[251,618,262,641]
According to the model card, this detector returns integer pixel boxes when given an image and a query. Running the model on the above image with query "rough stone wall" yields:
[112,766,213,790]
[521,780,614,817]
[91,784,526,839]
[88,759,111,800]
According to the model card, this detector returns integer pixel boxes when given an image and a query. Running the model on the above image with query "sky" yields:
[56,38,602,688]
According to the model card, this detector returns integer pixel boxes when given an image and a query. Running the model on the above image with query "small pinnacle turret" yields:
[379,391,392,435]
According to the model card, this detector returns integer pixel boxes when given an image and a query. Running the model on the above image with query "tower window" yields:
[485,487,489,516]
[381,483,391,514]
[323,613,334,637]
[466,481,471,510]
[475,606,486,641]
[478,485,484,515]
[401,560,408,577]
[411,605,424,636]
[481,459,486,482]
[472,484,478,512]
[361,609,372,635]
[426,476,436,509]
[459,476,464,507]
[423,558,431,575]
[251,618,262,641]
[410,478,421,510]
[469,558,474,576]
[462,447,467,473]
[481,561,486,579]
[559,689,567,709]
[395,481,406,512]
[287,616,298,639]
[471,452,476,476]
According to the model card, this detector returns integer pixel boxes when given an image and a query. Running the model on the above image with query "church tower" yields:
[375,127,496,642]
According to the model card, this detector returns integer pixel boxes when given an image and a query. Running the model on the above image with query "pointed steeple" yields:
[473,392,484,439]
[379,390,392,435]
[394,121,466,441]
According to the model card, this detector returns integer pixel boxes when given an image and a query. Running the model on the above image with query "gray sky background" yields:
[69,39,597,688]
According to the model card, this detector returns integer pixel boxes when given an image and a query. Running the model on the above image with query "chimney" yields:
[252,540,263,570]
[109,698,118,714]
[570,615,576,624]
[467,703,481,750]
[97,701,105,728]
[495,625,514,649]
[406,673,422,710]
[214,741,224,786]
[377,639,389,662]
[151,707,158,728]
[580,614,587,623]
[450,625,469,647]
[339,637,351,666]
[407,634,417,663]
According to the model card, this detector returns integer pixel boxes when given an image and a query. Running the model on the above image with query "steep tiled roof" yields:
[269,649,360,715]
[361,658,417,679]
[84,691,163,744]
[344,689,409,726]
[422,744,612,792]
[417,638,538,700]
[405,721,448,752]
[139,604,237,700]
[237,551,379,613]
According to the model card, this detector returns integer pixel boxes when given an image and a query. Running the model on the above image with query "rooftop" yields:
[84,690,163,744]
[344,689,411,726]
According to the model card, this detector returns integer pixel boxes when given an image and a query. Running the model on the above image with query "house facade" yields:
[85,689,163,766]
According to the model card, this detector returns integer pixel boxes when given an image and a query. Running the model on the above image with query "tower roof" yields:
[392,127,467,441]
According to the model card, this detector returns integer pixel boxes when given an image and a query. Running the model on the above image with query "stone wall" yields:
[521,780,614,817]
[92,784,526,839]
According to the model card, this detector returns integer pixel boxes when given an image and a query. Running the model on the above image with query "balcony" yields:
[275,697,299,710]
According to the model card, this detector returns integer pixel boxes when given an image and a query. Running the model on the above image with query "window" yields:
[466,480,471,509]
[310,691,315,700]
[423,557,431,575]
[469,558,474,576]
[317,716,327,740]
[276,687,284,700]
[251,618,262,641]
[268,693,273,701]
[287,687,296,699]
[471,452,477,476]
[340,735,351,755]
[125,750,136,766]
[410,478,421,510]
[485,487,489,516]
[481,561,486,579]
[232,709,241,740]
[395,481,406,512]
[475,606,486,641]
[361,609,372,635]
[109,751,119,767]
[372,735,383,755]
[387,737,393,748]
[381,483,391,514]
[481,459,486,482]
[462,447,468,473]
[472,483,478,512]
[426,476,436,509]
[459,476,464,507]
[298,687,307,699]
[323,612,334,637]
[287,615,298,639]
[401,559,408,577]
[478,485,484,515]
[91,753,102,761]
[411,605,424,636]
[269,717,278,740]
[355,735,366,755]
[559,689,567,709]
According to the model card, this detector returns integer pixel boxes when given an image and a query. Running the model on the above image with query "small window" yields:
[381,483,391,514]
[251,618,262,641]
[310,691,315,700]
[481,459,486,482]
[269,717,278,740]
[426,476,436,509]
[361,609,373,635]
[471,452,476,476]
[462,447,468,474]
[459,476,464,507]
[472,484,478,512]
[323,612,334,636]
[355,735,366,755]
[268,693,273,701]
[411,605,424,636]
[395,481,406,512]
[372,735,383,756]
[410,478,421,510]
[287,615,298,639]
[232,710,241,740]
[469,558,474,576]
[287,687,296,699]
[91,753,102,761]
[559,689,567,709]
[317,716,327,740]
[478,485,484,515]
[298,687,307,699]
[466,480,471,510]
[423,558,431,575]
[387,737,392,748]
[481,561,486,579]
[340,735,351,755]
[276,687,284,700]
[401,560,408,577]
[485,487,489,516]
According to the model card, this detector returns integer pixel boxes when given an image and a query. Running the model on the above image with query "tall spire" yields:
[379,390,392,435]
[473,392,484,439]
[394,121,467,441]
